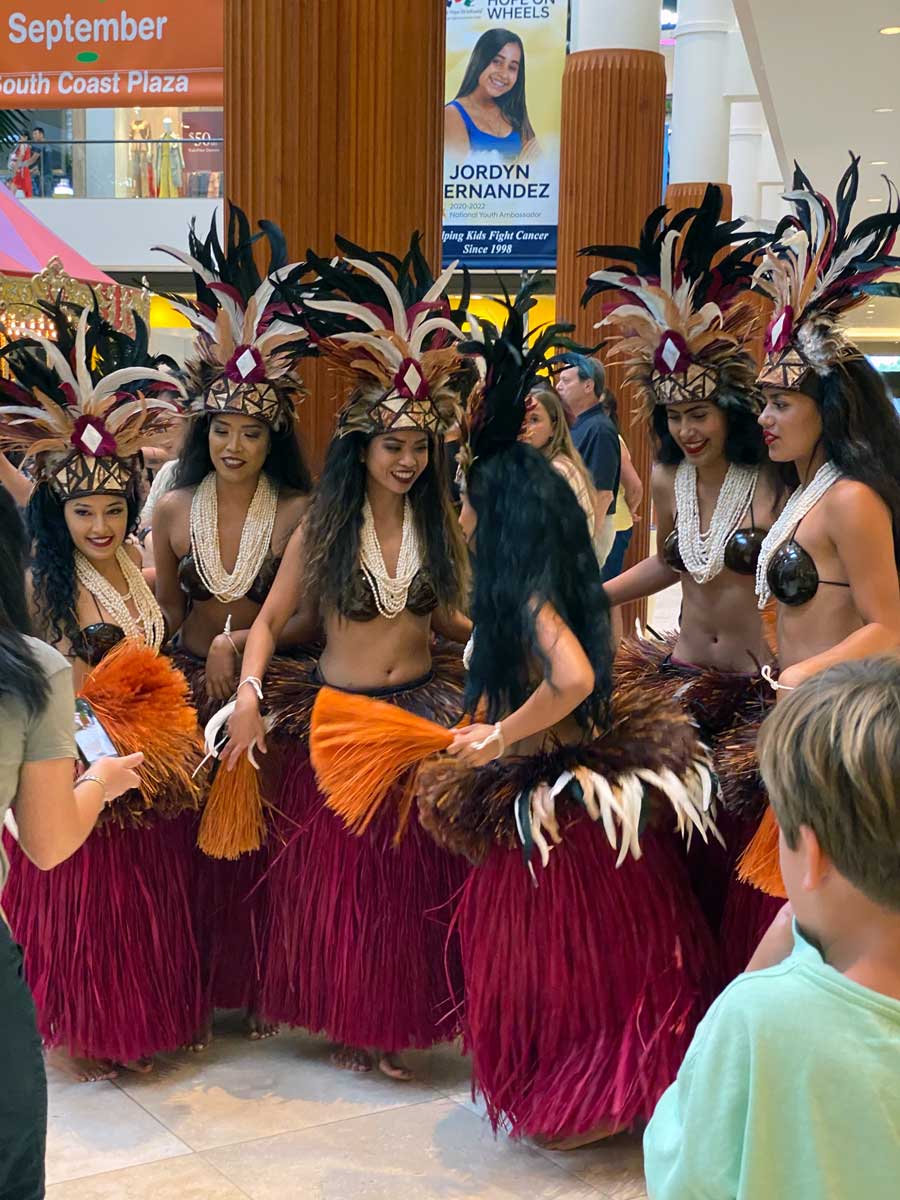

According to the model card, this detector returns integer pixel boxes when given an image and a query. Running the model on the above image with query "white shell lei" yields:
[673,461,759,585]
[755,460,844,608]
[359,497,422,619]
[75,545,166,651]
[190,472,279,605]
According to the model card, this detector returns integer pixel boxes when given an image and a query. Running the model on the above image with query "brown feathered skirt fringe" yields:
[258,646,471,1051]
[417,682,720,1140]
[616,632,783,973]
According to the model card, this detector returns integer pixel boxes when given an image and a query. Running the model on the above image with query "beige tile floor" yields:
[45,1017,647,1199]
[45,579,678,1200]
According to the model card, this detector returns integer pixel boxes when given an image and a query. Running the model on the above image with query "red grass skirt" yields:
[456,816,718,1139]
[615,634,775,960]
[261,754,467,1050]
[2,816,202,1062]
[259,652,468,1051]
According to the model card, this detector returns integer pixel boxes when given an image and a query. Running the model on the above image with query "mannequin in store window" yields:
[156,116,184,199]
[128,107,154,198]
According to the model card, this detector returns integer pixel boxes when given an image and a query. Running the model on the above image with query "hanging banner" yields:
[442,0,568,270]
[0,3,223,107]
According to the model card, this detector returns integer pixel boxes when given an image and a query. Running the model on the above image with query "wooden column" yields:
[225,0,446,466]
[665,181,733,220]
[556,48,667,632]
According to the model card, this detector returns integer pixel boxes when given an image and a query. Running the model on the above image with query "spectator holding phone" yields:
[0,485,142,1200]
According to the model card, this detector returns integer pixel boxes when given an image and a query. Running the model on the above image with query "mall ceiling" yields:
[734,0,900,346]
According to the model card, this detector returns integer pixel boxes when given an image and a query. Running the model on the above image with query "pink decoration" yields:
[765,307,794,353]
[654,331,692,376]
[225,344,266,383]
[71,414,117,457]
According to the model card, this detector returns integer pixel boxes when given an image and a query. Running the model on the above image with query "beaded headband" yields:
[754,154,900,390]
[580,185,767,418]
[154,205,312,431]
[0,301,184,500]
[277,233,466,438]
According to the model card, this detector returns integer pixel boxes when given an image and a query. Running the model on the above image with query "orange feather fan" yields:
[737,806,786,899]
[79,639,203,826]
[310,687,455,840]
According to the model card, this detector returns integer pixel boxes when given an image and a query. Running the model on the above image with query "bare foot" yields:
[186,1018,212,1053]
[536,1123,625,1151]
[377,1052,413,1082]
[50,1051,118,1083]
[246,1011,279,1041]
[117,1058,154,1075]
[331,1044,372,1073]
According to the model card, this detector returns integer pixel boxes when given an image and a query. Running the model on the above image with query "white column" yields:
[669,0,733,184]
[729,101,764,220]
[570,0,660,52]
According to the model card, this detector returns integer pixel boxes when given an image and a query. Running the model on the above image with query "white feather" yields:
[345,257,409,338]
[304,298,385,332]
[151,245,218,285]
[408,318,464,356]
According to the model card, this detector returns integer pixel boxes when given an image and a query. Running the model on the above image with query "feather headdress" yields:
[580,185,768,417]
[153,204,312,430]
[754,153,900,387]
[277,233,467,437]
[0,300,184,499]
[457,276,580,476]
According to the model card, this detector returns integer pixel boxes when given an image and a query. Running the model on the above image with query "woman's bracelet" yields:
[762,665,795,693]
[472,721,505,760]
[222,614,239,658]
[238,676,264,702]
[76,773,109,806]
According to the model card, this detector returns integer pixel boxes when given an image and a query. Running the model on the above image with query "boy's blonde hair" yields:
[758,657,900,911]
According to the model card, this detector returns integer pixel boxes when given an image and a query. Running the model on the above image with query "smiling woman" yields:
[444,27,536,160]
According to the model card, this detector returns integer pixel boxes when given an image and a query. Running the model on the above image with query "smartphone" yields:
[74,698,119,765]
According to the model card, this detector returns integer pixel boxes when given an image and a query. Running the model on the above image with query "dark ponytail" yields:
[0,486,49,716]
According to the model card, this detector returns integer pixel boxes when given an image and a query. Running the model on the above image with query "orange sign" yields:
[0,3,223,107]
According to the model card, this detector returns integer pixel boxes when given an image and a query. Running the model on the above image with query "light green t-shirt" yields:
[0,637,76,892]
[644,923,900,1200]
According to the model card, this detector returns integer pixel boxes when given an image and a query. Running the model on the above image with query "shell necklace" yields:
[359,496,422,619]
[190,472,279,605]
[755,460,844,608]
[75,545,166,651]
[674,461,759,585]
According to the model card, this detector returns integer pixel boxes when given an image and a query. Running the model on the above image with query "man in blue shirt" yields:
[556,354,621,567]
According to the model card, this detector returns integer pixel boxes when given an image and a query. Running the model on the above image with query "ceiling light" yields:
[871,160,889,166]
[867,197,883,202]
[874,107,895,113]
[879,27,900,35]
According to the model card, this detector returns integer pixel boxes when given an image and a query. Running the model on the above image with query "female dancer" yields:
[445,28,536,161]
[0,304,203,1080]
[152,208,312,1037]
[582,188,783,951]
[222,236,471,1079]
[520,385,597,539]
[736,155,900,895]
[411,293,719,1148]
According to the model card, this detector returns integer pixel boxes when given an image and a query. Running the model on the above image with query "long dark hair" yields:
[0,486,49,715]
[172,412,312,493]
[26,480,142,647]
[652,402,767,467]
[302,432,467,616]
[465,443,612,731]
[779,358,900,564]
[454,28,535,142]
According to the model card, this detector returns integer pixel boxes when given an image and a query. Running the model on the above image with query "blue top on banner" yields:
[442,2,568,271]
